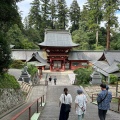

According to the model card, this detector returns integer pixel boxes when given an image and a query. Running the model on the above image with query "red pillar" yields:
[38,67,42,78]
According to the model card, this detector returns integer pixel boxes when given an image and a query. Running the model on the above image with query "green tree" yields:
[29,0,42,30]
[0,0,23,74]
[24,27,42,43]
[0,32,11,73]
[85,0,103,47]
[102,0,120,50]
[111,32,120,50]
[74,68,92,85]
[49,0,57,29]
[0,0,23,32]
[6,24,24,49]
[41,0,50,28]
[57,0,68,29]
[72,21,90,50]
[69,0,80,32]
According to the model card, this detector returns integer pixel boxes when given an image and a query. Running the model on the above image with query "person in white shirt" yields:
[59,88,72,120]
[75,89,87,120]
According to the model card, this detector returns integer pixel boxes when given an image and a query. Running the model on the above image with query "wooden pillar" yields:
[50,59,52,71]
[62,59,65,71]
[42,66,45,70]
[38,67,42,78]
[69,61,71,69]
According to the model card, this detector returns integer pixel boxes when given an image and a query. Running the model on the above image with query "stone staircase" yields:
[20,81,32,94]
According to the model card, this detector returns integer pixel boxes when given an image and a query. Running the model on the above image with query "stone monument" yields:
[18,66,31,83]
[90,67,102,84]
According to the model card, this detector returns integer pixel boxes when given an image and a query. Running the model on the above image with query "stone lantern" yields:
[90,67,102,84]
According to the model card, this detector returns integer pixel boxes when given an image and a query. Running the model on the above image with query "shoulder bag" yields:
[97,91,108,105]
[64,95,71,112]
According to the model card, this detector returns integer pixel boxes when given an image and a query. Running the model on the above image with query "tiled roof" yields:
[11,49,46,61]
[68,51,90,60]
[104,51,120,65]
[68,51,103,61]
[93,61,120,76]
[28,61,47,67]
[27,52,49,66]
[39,30,79,47]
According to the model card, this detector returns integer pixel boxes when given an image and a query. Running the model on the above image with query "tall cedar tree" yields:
[49,0,57,29]
[0,0,22,73]
[57,0,68,29]
[69,0,80,33]
[41,0,50,28]
[28,0,42,30]
[85,0,103,47]
[102,0,120,50]
[28,0,44,41]
[0,0,23,32]
[0,33,11,73]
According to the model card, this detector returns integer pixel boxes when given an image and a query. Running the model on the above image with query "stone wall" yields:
[0,89,26,115]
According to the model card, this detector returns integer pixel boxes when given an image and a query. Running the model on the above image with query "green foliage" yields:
[0,0,23,32]
[72,22,90,50]
[28,0,42,29]
[92,44,104,50]
[0,73,20,89]
[10,60,24,69]
[24,27,42,43]
[102,0,120,49]
[74,68,92,85]
[6,24,24,49]
[110,74,118,84]
[69,0,80,32]
[57,0,69,29]
[27,64,38,77]
[0,32,11,74]
[49,0,56,29]
[6,24,38,49]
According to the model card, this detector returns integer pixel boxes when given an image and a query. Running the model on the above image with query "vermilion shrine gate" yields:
[38,30,84,72]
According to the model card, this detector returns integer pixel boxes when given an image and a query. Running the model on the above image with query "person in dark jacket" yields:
[97,84,112,120]
[49,76,52,82]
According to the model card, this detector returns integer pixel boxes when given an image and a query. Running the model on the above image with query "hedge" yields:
[0,73,20,89]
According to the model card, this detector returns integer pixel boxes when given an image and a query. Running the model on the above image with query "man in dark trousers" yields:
[97,84,112,120]
[54,76,57,85]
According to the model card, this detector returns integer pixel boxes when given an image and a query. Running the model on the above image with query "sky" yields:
[17,0,87,20]
[17,0,120,26]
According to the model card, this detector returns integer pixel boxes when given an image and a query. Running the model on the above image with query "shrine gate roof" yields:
[38,30,79,47]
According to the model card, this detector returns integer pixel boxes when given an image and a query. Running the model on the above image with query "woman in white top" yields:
[59,88,72,120]
[75,89,87,120]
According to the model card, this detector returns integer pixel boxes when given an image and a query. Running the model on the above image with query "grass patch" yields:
[0,73,20,89]
[111,98,119,103]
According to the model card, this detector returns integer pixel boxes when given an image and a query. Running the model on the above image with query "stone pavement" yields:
[40,73,120,120]
[1,71,120,120]
[39,86,120,120]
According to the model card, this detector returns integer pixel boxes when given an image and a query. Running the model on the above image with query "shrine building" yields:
[38,29,89,72]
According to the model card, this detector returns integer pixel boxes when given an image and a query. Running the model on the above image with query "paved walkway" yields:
[40,73,120,120]
[1,72,120,120]
[40,86,120,120]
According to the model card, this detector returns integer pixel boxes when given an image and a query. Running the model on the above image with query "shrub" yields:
[74,67,92,85]
[27,64,38,77]
[10,60,24,69]
[110,74,118,84]
[0,73,20,89]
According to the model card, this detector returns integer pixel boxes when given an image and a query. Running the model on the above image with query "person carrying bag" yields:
[97,84,112,120]
[75,89,87,120]
[59,88,72,120]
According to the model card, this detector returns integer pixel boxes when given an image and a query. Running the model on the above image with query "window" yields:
[72,62,79,66]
